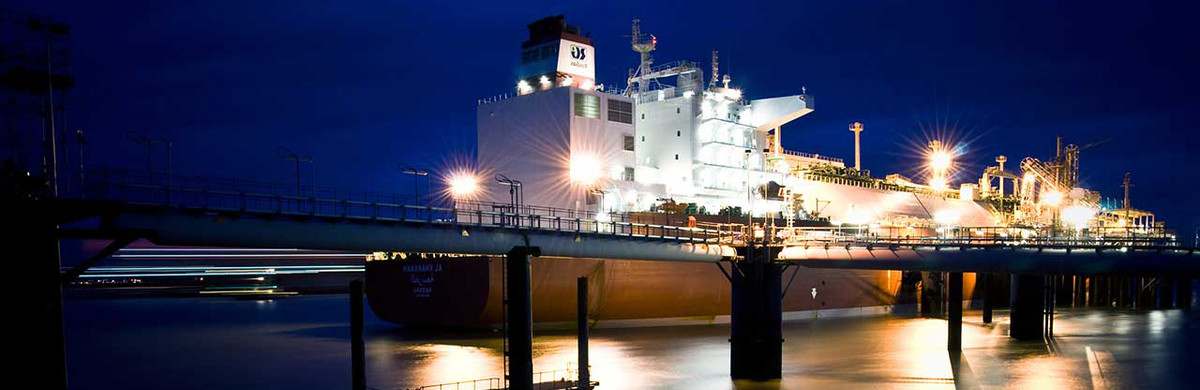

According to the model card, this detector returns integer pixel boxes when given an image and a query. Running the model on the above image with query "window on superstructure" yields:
[623,167,635,181]
[623,135,635,151]
[574,93,600,119]
[608,99,633,124]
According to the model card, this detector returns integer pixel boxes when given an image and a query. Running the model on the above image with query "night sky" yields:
[11,0,1200,238]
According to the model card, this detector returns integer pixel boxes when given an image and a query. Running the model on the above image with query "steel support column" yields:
[506,246,539,390]
[981,273,992,324]
[577,277,590,390]
[1185,278,1195,307]
[1009,274,1046,340]
[948,272,962,351]
[350,279,366,390]
[921,271,944,317]
[730,246,783,381]
[9,202,68,389]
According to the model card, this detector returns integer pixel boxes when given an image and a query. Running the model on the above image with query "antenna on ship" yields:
[628,18,656,100]
[710,50,719,89]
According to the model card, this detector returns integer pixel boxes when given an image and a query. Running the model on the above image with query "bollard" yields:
[350,279,366,390]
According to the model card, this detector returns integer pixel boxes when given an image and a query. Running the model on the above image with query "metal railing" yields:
[81,168,729,244]
[411,368,583,390]
[781,149,844,165]
[413,377,502,390]
[738,224,1180,248]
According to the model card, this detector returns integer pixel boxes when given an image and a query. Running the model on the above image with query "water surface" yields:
[65,295,1200,389]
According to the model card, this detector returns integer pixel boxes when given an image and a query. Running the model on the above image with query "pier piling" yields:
[948,272,962,351]
[981,273,992,324]
[577,276,589,390]
[350,279,365,390]
[1009,274,1046,340]
[729,246,783,381]
[506,246,538,390]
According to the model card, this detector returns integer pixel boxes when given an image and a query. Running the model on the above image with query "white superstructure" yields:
[478,16,996,229]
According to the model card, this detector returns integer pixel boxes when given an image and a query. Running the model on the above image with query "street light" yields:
[495,174,523,211]
[128,132,173,185]
[276,147,314,197]
[400,164,429,205]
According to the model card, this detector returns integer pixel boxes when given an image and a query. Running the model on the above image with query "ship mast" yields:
[710,50,719,89]
[626,19,656,99]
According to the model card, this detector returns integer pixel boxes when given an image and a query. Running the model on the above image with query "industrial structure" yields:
[1,9,74,195]
[5,12,1193,390]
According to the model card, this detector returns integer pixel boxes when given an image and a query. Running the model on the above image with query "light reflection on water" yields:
[65,296,1200,389]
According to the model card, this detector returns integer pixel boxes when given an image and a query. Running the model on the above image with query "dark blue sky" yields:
[13,0,1200,237]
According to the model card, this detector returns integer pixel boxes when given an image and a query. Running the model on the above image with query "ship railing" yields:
[80,167,734,245]
[780,149,844,165]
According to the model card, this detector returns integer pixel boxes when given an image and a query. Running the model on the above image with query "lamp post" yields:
[276,147,314,197]
[400,165,429,205]
[128,132,173,186]
[495,174,523,212]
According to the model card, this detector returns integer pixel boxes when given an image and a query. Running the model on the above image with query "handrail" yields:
[780,149,844,164]
[81,168,731,244]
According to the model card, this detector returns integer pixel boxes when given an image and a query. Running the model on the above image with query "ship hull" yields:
[365,257,980,328]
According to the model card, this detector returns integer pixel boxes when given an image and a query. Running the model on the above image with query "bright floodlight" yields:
[448,173,480,198]
[929,177,947,190]
[933,210,961,226]
[1041,190,1064,206]
[569,154,603,185]
[929,150,952,171]
[1062,205,1095,229]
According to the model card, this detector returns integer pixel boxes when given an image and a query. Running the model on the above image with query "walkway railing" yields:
[81,168,728,244]
[745,225,1179,248]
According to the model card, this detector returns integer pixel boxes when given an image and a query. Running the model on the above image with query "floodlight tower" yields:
[927,140,951,191]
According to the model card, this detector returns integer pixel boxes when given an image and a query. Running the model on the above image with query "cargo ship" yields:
[364,16,1013,328]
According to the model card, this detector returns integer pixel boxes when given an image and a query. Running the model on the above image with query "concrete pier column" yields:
[506,246,539,390]
[1009,274,1046,340]
[730,247,783,381]
[981,273,992,324]
[948,272,963,351]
